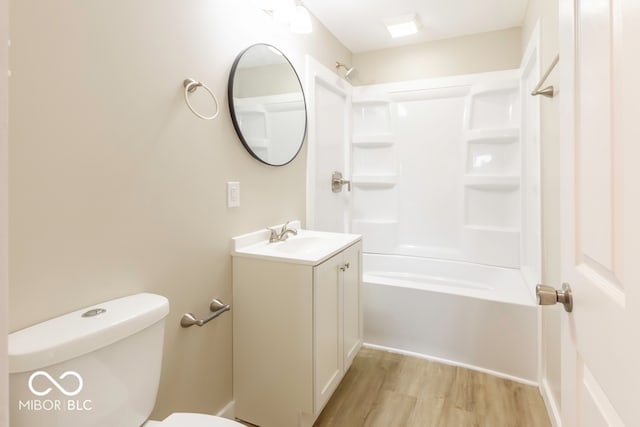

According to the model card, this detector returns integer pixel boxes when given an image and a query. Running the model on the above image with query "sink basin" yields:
[231,221,361,266]
[271,236,338,255]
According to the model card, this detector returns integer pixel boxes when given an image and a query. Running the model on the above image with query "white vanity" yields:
[231,222,362,427]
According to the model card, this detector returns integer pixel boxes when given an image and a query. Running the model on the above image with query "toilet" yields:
[8,293,244,427]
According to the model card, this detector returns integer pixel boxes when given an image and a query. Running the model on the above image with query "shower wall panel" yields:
[352,71,521,268]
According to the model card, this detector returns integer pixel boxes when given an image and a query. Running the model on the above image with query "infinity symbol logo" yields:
[28,371,84,397]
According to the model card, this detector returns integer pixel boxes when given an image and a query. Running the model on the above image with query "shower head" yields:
[335,61,358,81]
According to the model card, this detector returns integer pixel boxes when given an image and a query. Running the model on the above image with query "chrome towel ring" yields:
[183,78,219,120]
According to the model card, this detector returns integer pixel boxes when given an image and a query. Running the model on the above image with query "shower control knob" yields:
[331,171,351,193]
[536,283,573,312]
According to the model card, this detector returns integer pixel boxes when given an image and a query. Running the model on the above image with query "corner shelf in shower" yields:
[352,88,392,135]
[351,174,398,188]
[465,127,520,143]
[464,175,520,190]
[352,133,395,147]
[464,224,520,233]
[464,80,520,131]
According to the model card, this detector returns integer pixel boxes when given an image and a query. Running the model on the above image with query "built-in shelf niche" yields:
[462,78,521,238]
[464,175,520,190]
[466,82,520,130]
[467,144,520,175]
[352,100,392,135]
[351,96,398,224]
[351,174,398,187]
[465,129,520,176]
[352,147,396,176]
[466,128,520,142]
[352,133,395,147]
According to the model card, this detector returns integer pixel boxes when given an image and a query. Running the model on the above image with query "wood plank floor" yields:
[313,347,551,427]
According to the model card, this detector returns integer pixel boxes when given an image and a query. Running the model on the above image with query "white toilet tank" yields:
[9,293,170,427]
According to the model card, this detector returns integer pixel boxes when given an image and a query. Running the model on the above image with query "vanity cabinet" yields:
[232,240,362,427]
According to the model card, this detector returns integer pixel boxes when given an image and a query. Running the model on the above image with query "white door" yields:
[559,0,640,424]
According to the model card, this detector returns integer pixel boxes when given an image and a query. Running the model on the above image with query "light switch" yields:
[227,181,240,208]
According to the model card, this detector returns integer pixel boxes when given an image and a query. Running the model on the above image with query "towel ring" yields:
[183,78,219,120]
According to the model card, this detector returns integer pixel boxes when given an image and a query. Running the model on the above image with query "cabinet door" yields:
[313,255,342,414]
[342,242,362,370]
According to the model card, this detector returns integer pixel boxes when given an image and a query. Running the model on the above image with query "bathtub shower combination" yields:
[306,48,541,384]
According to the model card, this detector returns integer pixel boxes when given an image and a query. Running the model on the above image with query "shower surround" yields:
[306,52,540,383]
[351,71,524,269]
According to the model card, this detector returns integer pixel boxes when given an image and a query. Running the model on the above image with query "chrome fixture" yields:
[82,308,107,317]
[331,171,351,193]
[531,54,559,98]
[536,282,573,312]
[268,221,299,242]
[183,78,220,120]
[180,298,230,327]
[335,62,358,81]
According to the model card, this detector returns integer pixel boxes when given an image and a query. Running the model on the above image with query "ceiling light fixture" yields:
[384,14,421,38]
[290,4,313,34]
[259,0,312,34]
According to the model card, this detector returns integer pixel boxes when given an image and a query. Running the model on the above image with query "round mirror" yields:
[228,44,307,166]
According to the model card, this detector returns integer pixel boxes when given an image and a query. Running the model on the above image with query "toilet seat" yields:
[144,412,245,427]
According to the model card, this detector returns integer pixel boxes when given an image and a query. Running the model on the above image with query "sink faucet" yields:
[268,221,299,242]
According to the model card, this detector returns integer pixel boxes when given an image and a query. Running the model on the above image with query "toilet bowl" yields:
[8,293,243,427]
[144,412,244,426]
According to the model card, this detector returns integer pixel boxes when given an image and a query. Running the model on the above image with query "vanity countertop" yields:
[231,221,361,266]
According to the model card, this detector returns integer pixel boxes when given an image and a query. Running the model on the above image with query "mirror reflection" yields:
[228,44,307,166]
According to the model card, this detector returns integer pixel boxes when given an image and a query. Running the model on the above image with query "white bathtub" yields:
[363,254,538,384]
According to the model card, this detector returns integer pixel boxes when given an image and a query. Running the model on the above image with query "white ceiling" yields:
[303,0,529,53]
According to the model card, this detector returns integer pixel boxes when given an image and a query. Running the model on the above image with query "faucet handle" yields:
[267,227,279,242]
[280,221,291,233]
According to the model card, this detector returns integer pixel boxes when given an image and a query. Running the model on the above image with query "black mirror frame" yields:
[228,43,308,167]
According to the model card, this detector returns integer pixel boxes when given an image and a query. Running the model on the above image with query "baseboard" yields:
[363,342,538,387]
[216,400,235,420]
[540,377,562,427]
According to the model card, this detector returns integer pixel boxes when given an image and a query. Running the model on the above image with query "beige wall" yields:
[1,0,9,422]
[522,0,562,416]
[351,27,522,85]
[8,0,350,420]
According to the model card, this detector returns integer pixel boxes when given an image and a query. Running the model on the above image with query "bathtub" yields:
[362,254,538,384]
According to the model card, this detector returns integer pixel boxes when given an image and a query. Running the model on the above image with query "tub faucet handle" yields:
[331,171,351,193]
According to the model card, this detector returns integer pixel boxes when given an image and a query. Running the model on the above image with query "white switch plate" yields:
[227,181,240,208]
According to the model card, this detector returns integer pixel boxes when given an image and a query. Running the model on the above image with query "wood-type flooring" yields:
[312,347,551,427]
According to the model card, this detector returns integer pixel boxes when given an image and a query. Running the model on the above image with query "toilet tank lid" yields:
[9,293,169,374]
